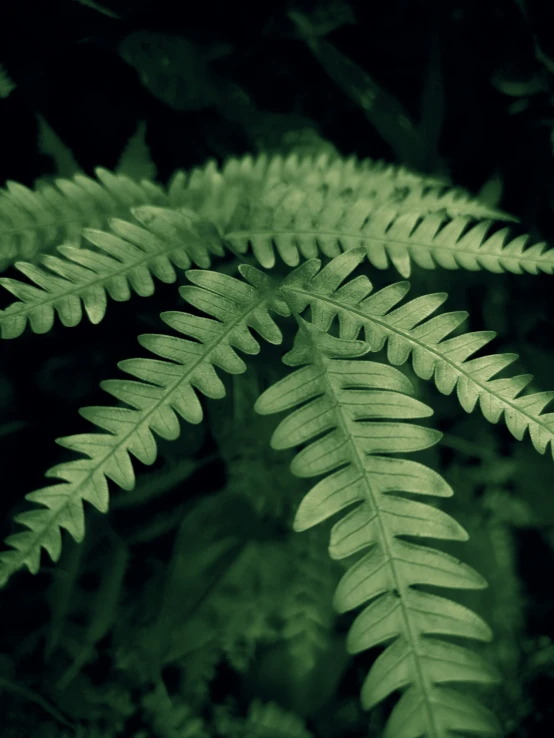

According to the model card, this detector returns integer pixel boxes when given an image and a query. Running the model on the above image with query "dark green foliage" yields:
[2,2,554,737]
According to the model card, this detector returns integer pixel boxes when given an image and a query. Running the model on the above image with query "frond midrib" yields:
[318,349,440,733]
[226,223,549,267]
[0,230,189,321]
[282,283,551,447]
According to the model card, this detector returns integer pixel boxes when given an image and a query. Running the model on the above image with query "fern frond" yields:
[225,182,545,277]
[0,168,168,271]
[0,265,289,585]
[0,207,224,338]
[255,319,501,738]
[280,248,554,459]
[167,152,448,232]
[392,184,517,222]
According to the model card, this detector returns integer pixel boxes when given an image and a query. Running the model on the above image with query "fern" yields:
[0,207,224,337]
[0,152,507,337]
[0,152,461,338]
[0,151,517,279]
[3,150,554,736]
[279,249,554,459]
[224,179,549,276]
[255,317,501,738]
[166,151,450,230]
[0,265,289,584]
[389,184,517,222]
[0,167,168,271]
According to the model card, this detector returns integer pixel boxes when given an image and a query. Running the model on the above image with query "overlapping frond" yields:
[0,207,224,338]
[0,264,289,585]
[391,184,517,221]
[0,167,168,271]
[255,319,500,738]
[279,248,554,458]
[166,151,448,233]
[1,151,514,282]
[224,181,546,277]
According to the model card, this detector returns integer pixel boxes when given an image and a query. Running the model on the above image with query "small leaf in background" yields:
[477,171,504,209]
[116,120,157,181]
[218,81,336,157]
[490,68,545,97]
[36,114,80,178]
[246,700,313,738]
[293,0,355,37]
[118,31,224,111]
[0,63,16,99]
[70,0,121,19]
[508,98,531,115]
[534,42,554,76]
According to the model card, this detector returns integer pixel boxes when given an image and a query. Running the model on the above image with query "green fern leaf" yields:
[0,207,224,338]
[280,248,554,460]
[0,167,168,271]
[255,318,501,738]
[392,184,517,222]
[167,152,448,233]
[0,265,289,585]
[224,181,546,276]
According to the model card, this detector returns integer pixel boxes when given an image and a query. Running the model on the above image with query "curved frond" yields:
[391,184,517,222]
[280,248,554,459]
[167,152,448,233]
[255,319,500,738]
[0,207,224,338]
[0,167,168,271]
[0,265,289,586]
[224,182,545,277]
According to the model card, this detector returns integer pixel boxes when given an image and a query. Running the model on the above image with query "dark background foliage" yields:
[1,0,554,736]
